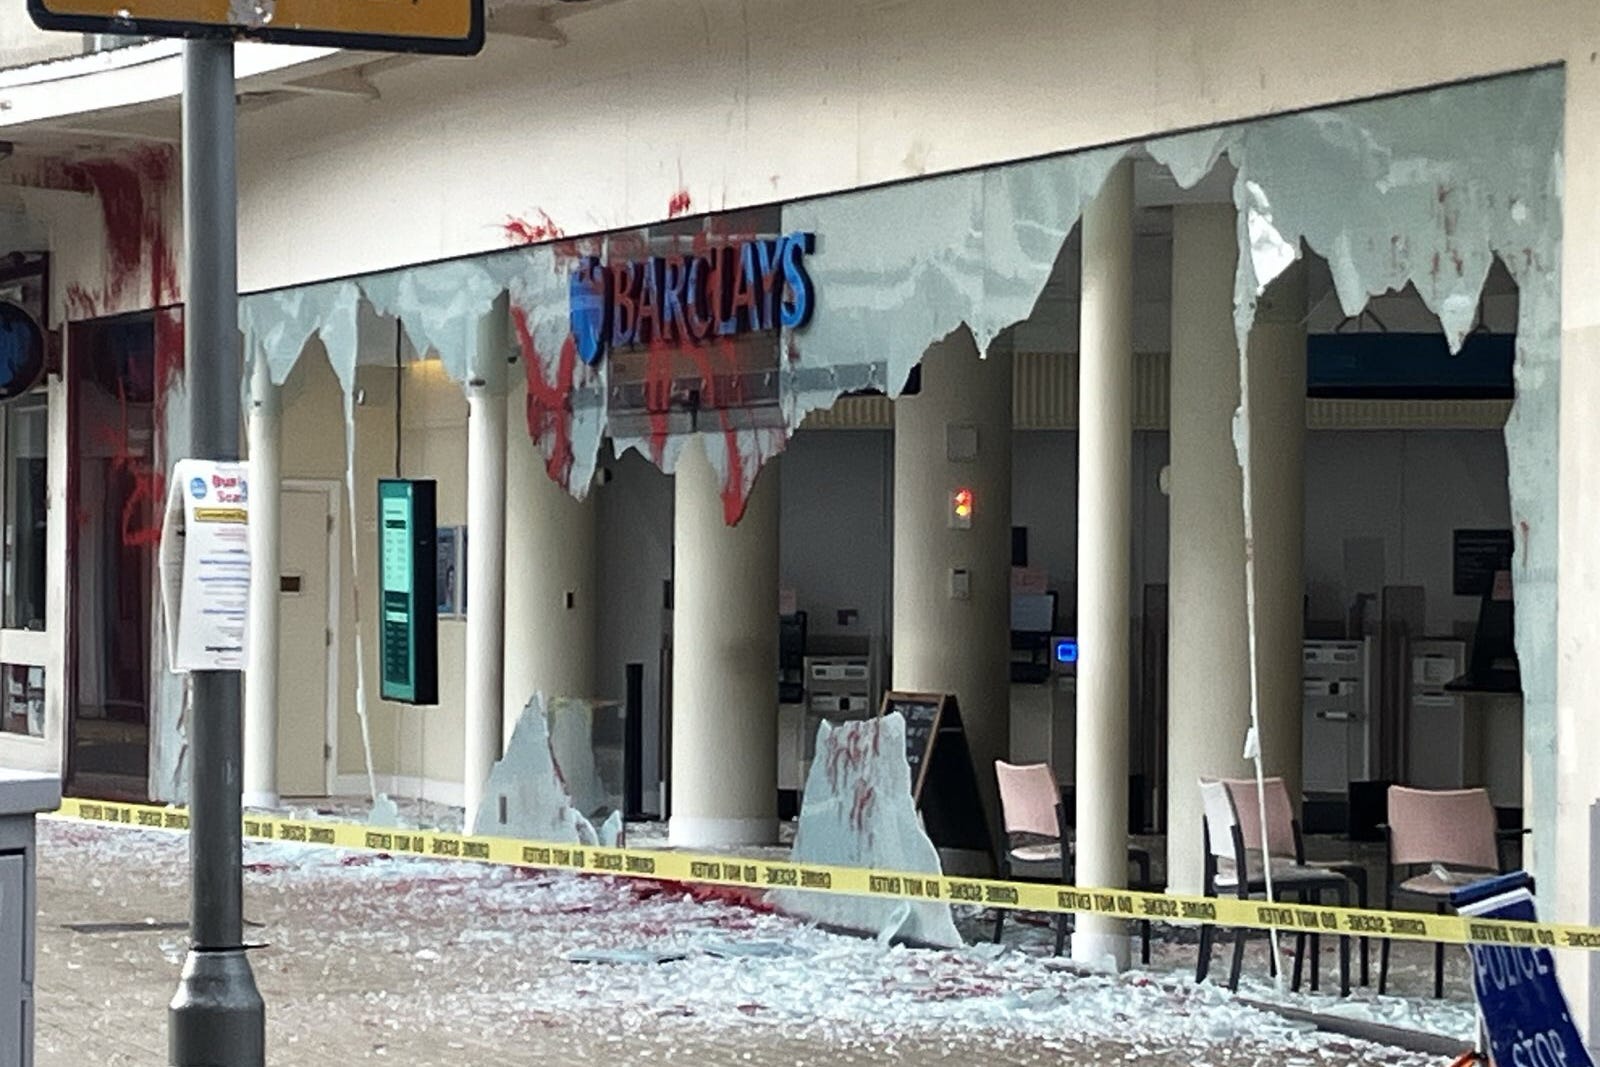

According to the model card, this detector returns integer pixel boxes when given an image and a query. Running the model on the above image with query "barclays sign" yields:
[568,231,815,365]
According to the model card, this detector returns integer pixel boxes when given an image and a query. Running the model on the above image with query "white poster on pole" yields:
[158,459,251,673]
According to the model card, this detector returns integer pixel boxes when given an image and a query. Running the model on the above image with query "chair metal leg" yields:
[1228,931,1247,992]
[1339,930,1351,998]
[1379,937,1391,996]
[1434,903,1447,1000]
[1140,919,1151,966]
[1336,884,1351,998]
[1054,912,1069,958]
[1291,933,1306,992]
[1197,923,1215,984]
[1310,931,1321,993]
[992,907,1005,944]
[1355,877,1370,987]
[1288,890,1306,993]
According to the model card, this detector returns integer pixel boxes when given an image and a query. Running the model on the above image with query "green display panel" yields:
[378,479,438,705]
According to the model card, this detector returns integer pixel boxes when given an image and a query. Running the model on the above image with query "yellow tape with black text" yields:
[51,796,1600,954]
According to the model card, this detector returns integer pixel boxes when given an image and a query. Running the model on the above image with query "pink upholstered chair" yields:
[1197,778,1356,995]
[1228,776,1371,987]
[992,760,1152,961]
[1380,786,1503,998]
[993,761,1072,954]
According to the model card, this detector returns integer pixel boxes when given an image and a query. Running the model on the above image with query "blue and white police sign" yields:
[1453,873,1595,1067]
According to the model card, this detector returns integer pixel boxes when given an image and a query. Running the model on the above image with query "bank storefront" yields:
[0,1,1592,1033]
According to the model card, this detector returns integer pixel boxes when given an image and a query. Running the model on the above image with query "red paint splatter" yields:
[719,440,753,524]
[503,210,566,245]
[627,879,775,913]
[127,306,185,549]
[26,146,178,317]
[340,853,387,867]
[849,779,877,833]
[666,188,693,218]
[553,218,789,522]
[824,719,877,794]
[65,285,99,319]
[119,472,166,548]
[510,304,580,488]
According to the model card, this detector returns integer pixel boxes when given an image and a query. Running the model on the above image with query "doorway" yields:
[276,481,338,798]
[66,315,160,801]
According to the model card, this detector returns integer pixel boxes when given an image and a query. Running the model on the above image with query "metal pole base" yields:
[169,949,265,1066]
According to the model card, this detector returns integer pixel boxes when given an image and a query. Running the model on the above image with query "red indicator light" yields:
[952,487,974,527]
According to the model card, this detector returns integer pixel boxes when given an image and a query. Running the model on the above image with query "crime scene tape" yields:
[49,796,1600,954]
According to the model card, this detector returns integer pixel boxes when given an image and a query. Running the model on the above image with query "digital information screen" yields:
[378,479,438,705]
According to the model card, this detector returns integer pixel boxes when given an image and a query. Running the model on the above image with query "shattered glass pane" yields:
[360,258,509,384]
[1150,68,1562,899]
[778,146,1125,425]
[239,278,360,391]
[506,243,607,498]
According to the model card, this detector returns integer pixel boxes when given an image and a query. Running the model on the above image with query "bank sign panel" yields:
[568,231,815,365]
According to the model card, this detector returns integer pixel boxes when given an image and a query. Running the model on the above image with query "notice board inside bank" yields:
[880,691,992,856]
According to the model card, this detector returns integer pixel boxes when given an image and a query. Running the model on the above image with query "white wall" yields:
[213,0,1593,298]
[7,1,1594,308]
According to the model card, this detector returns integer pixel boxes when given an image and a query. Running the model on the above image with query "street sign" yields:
[27,0,484,56]
[1454,873,1596,1067]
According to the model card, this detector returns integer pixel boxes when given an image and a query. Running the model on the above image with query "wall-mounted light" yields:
[950,487,974,529]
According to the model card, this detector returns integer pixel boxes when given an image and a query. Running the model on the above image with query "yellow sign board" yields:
[29,0,483,56]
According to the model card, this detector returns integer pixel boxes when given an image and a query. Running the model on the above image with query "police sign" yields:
[1454,873,1595,1067]
[28,0,484,56]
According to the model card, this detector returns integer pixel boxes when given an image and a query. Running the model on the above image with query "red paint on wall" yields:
[119,471,166,548]
[114,307,185,550]
[503,210,566,245]
[30,147,180,317]
[666,188,693,219]
[64,285,99,320]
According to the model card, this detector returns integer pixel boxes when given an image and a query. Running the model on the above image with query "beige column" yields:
[463,294,510,828]
[1165,203,1252,895]
[891,330,1013,843]
[667,438,780,847]
[503,376,598,733]
[243,354,282,810]
[1246,264,1307,809]
[1074,160,1133,969]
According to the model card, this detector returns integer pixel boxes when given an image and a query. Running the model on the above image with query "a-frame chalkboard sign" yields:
[879,691,992,855]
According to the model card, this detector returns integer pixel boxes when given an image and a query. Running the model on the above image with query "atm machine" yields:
[1302,639,1376,805]
[1406,638,1471,789]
